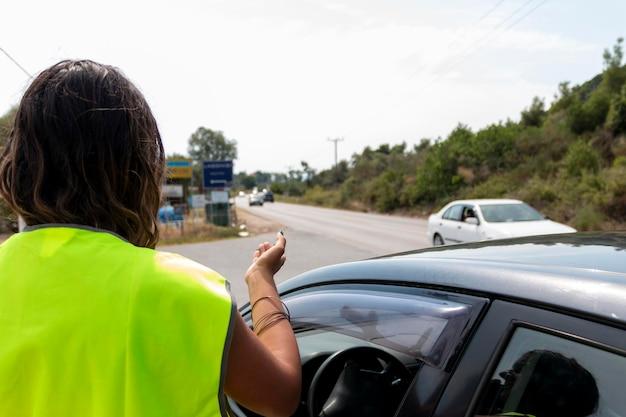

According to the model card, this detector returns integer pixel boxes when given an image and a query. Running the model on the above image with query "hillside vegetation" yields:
[0,108,17,231]
[272,39,626,231]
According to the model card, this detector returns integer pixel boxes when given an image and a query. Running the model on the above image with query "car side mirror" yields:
[465,217,479,225]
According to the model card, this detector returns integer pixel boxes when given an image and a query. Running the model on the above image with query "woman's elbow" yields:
[264,372,301,417]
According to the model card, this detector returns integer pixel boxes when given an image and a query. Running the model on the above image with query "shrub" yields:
[301,186,341,207]
[516,177,558,209]
[563,140,601,177]
[464,175,513,199]
[567,92,611,134]
[270,182,285,195]
[603,165,626,221]
[613,156,626,168]
[572,205,605,231]
[471,123,520,172]
[366,171,404,212]
[408,142,462,203]
[607,85,626,135]
[284,181,306,197]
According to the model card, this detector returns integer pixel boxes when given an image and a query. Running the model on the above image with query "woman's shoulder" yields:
[134,248,233,304]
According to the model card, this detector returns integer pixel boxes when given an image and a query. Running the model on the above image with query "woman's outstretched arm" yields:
[224,233,301,417]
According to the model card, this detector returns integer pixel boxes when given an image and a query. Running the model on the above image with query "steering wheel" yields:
[308,346,411,417]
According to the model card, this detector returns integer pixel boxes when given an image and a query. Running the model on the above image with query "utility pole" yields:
[327,137,344,167]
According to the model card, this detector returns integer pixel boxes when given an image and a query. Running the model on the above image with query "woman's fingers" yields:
[275,233,286,250]
[251,234,287,270]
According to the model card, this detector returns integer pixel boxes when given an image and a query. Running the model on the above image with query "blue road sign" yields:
[203,160,233,189]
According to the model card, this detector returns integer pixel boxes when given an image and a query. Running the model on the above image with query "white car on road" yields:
[427,199,576,246]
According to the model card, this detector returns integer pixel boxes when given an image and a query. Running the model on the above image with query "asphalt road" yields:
[242,200,429,254]
[162,201,429,303]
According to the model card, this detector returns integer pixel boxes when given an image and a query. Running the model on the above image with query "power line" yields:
[414,0,548,92]
[477,0,508,22]
[0,46,33,78]
[410,0,509,78]
[503,0,549,31]
[437,0,539,72]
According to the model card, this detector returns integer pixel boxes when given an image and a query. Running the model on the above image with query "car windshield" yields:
[480,203,545,223]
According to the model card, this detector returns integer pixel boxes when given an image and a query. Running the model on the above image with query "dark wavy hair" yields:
[0,60,165,248]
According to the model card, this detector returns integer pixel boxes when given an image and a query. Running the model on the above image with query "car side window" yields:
[474,327,626,417]
[284,287,479,368]
[443,205,464,221]
[462,206,477,221]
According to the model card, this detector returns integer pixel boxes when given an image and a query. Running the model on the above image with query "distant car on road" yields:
[263,191,274,202]
[248,193,264,206]
[427,199,575,246]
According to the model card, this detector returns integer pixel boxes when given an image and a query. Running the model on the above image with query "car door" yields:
[440,205,464,243]
[431,300,626,417]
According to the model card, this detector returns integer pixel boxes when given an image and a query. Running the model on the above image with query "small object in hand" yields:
[279,229,285,236]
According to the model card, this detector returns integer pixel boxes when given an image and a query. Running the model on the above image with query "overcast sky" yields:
[1,0,625,173]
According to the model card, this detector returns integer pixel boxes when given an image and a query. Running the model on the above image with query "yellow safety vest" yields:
[0,225,234,417]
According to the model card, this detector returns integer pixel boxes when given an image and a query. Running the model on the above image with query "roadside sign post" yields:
[203,160,234,227]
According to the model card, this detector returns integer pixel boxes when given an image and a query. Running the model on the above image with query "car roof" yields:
[279,233,626,326]
[445,199,523,206]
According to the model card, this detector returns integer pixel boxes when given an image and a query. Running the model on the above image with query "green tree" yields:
[607,85,626,135]
[167,152,188,160]
[254,171,273,188]
[300,161,316,186]
[314,160,349,187]
[187,127,237,188]
[567,92,611,134]
[551,81,574,113]
[188,127,237,161]
[602,38,626,95]
[603,37,624,70]
[520,97,547,127]
[236,172,256,190]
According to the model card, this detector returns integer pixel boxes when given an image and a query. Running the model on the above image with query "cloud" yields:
[0,0,614,173]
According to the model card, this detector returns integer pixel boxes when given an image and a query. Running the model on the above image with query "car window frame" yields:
[443,204,464,222]
[461,205,480,224]
[431,299,626,417]
[442,206,453,220]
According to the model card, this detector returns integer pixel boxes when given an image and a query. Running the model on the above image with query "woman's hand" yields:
[245,232,287,284]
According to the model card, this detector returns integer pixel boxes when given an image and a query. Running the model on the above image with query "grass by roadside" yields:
[157,221,239,246]
[158,207,282,246]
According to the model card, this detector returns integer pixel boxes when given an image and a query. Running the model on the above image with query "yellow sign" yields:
[167,160,193,179]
